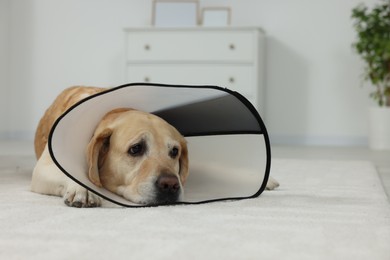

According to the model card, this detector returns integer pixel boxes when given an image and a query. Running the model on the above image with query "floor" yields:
[1,140,390,200]
[272,145,390,199]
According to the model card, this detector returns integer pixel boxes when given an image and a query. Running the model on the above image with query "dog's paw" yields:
[266,177,280,190]
[63,183,101,208]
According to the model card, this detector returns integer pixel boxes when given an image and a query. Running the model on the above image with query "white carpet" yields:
[0,157,389,260]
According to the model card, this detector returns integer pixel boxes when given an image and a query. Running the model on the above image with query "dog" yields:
[31,86,279,207]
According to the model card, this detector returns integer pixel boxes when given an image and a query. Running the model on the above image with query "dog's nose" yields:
[155,174,180,204]
[156,174,180,193]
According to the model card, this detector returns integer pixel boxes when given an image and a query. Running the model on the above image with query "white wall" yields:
[3,0,374,146]
[227,0,372,145]
[0,0,10,136]
[6,0,152,139]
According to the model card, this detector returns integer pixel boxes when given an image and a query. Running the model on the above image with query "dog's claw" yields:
[64,200,83,208]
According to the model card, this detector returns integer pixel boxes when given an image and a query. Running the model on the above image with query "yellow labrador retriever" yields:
[31,86,278,207]
[32,86,189,207]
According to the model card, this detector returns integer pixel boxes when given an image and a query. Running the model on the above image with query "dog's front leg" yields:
[31,145,101,207]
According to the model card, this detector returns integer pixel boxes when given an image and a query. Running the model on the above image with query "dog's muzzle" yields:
[155,174,181,204]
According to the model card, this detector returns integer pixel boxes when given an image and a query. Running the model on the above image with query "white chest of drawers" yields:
[124,27,266,114]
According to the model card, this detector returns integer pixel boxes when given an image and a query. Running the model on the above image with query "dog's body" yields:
[31,86,278,207]
[33,87,105,207]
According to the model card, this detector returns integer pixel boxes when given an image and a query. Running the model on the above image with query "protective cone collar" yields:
[49,83,271,207]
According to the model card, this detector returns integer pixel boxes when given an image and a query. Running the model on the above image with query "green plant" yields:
[351,1,390,107]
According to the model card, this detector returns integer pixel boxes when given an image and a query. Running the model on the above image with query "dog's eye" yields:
[128,142,146,157]
[169,147,179,158]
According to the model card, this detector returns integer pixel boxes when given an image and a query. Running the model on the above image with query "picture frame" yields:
[201,7,231,27]
[152,0,199,27]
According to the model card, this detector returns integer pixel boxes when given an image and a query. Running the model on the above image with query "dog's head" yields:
[87,108,189,205]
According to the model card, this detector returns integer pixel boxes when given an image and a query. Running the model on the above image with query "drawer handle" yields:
[229,77,235,83]
[144,77,150,82]
[144,44,151,50]
[229,44,235,50]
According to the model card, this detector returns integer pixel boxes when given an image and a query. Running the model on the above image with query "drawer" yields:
[126,31,255,63]
[126,64,255,98]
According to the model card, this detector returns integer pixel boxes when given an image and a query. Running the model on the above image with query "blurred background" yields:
[0,0,375,147]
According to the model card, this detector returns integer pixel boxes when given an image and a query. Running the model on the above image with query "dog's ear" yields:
[87,128,112,187]
[178,138,189,185]
[86,108,130,187]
